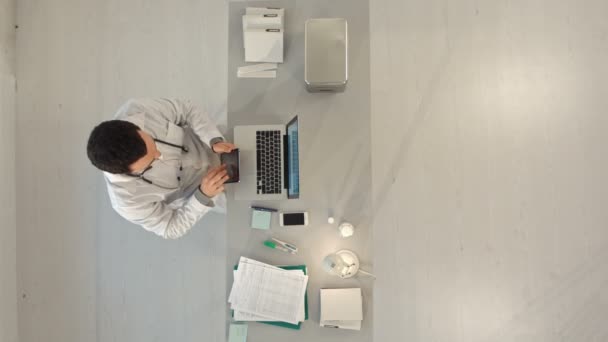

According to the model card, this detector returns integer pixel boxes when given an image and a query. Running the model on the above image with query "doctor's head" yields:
[87,120,161,174]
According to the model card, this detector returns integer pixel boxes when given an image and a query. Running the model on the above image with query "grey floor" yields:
[1,0,17,341]
[11,0,608,342]
[371,1,608,341]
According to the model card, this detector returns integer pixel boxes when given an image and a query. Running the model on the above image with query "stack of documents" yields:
[229,257,308,325]
[243,7,284,63]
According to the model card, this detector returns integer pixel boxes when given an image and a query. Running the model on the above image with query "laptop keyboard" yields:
[256,130,282,194]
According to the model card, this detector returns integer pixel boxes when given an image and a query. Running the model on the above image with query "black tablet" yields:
[220,149,240,183]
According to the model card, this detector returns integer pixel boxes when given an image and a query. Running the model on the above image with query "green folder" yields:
[232,264,309,330]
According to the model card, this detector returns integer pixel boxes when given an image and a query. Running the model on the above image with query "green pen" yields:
[263,240,295,254]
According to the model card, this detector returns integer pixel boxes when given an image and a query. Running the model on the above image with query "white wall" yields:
[0,0,17,342]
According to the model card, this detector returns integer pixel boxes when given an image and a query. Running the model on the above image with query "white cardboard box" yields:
[244,28,283,63]
[320,288,363,330]
[243,7,284,63]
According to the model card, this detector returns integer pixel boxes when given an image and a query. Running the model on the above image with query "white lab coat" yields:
[103,98,225,239]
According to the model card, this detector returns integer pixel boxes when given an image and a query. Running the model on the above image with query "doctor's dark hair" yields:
[87,120,147,174]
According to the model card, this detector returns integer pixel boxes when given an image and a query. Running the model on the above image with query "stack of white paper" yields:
[229,257,308,325]
[243,7,284,63]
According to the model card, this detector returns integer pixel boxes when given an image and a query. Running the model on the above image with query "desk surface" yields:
[226,1,372,340]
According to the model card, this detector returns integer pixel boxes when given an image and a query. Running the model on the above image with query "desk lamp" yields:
[322,250,375,279]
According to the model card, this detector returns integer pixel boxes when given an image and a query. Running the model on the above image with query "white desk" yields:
[226,1,372,341]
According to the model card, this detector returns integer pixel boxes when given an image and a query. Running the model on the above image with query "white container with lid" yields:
[305,18,348,93]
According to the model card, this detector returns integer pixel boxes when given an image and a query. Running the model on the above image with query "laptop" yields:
[233,116,300,200]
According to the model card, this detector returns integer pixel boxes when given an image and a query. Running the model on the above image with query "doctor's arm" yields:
[116,195,214,240]
[113,166,229,239]
[153,98,226,149]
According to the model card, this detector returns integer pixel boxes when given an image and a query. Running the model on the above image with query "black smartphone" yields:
[220,149,240,183]
[280,212,309,226]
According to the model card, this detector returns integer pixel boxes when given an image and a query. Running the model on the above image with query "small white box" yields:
[243,7,285,63]
[244,28,284,63]
[320,288,363,331]
[246,7,284,16]
[242,14,283,30]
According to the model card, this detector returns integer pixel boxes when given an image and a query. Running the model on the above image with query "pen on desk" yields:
[263,240,295,254]
[251,206,278,213]
[271,238,298,254]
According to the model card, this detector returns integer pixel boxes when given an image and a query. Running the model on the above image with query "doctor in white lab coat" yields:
[87,98,236,239]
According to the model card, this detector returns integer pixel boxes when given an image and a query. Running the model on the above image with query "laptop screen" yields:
[286,116,300,198]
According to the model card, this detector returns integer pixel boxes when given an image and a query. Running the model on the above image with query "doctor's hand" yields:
[212,142,237,154]
[200,165,230,197]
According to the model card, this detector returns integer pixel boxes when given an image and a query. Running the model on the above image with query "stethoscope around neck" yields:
[128,138,189,189]
[154,138,189,153]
